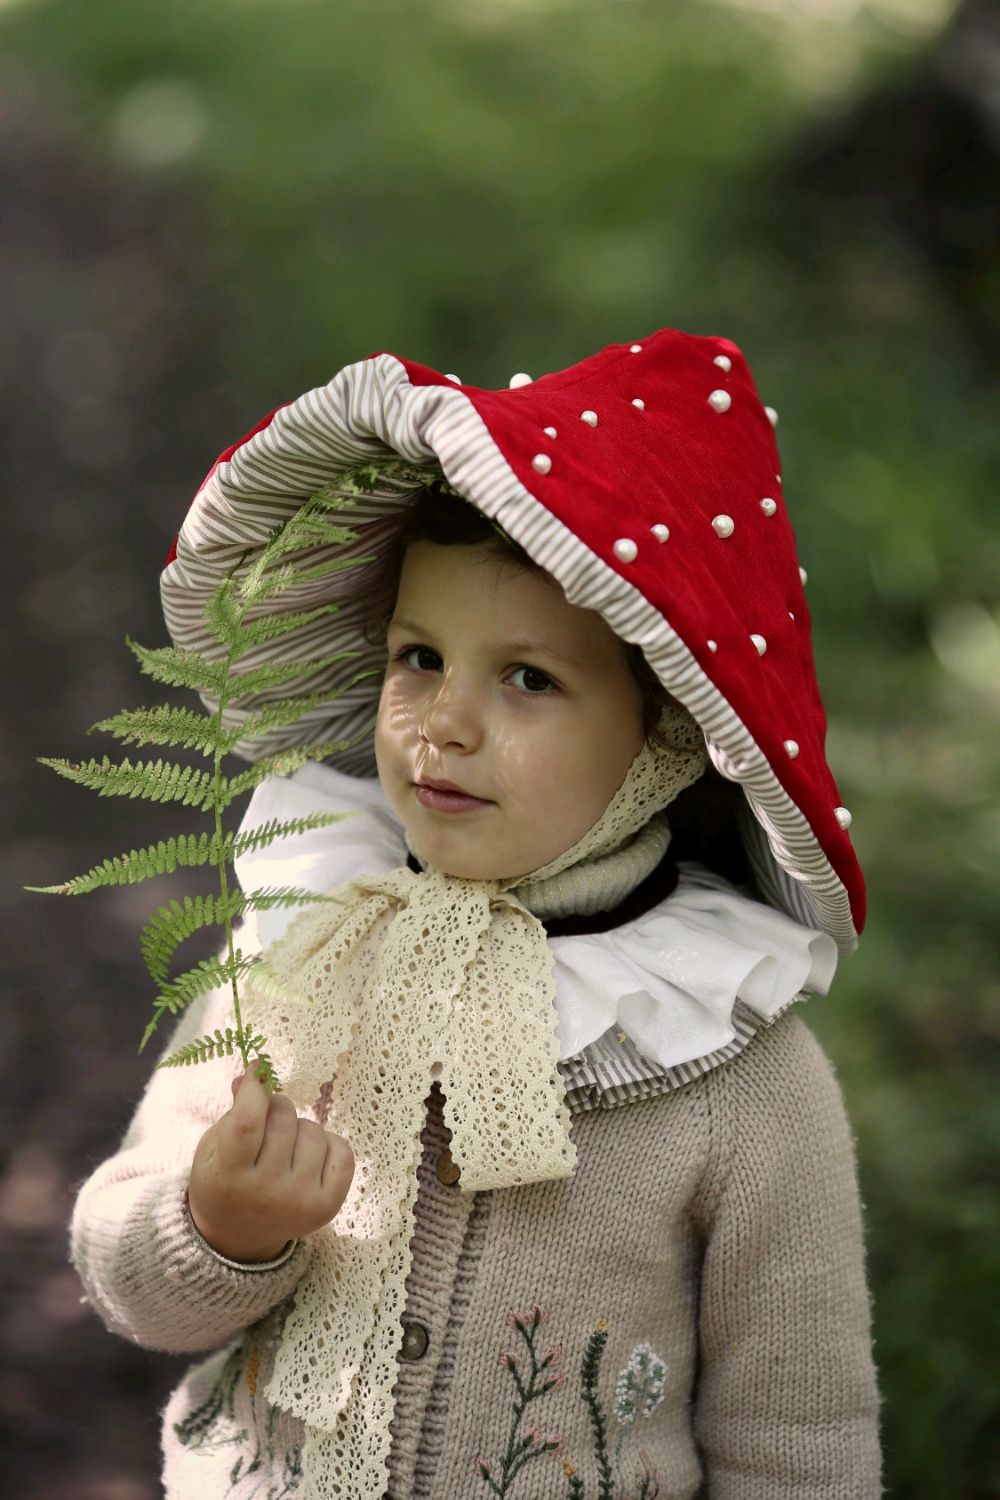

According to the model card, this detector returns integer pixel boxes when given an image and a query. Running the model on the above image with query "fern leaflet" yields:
[89,705,219,755]
[126,638,227,693]
[140,885,339,984]
[38,756,218,810]
[155,1025,263,1068]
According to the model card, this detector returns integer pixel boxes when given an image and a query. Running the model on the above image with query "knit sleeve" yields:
[691,1010,883,1500]
[69,937,315,1356]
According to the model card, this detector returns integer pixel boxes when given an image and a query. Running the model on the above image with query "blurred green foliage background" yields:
[1,0,997,1495]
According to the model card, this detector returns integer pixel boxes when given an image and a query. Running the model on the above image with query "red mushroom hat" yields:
[163,328,865,953]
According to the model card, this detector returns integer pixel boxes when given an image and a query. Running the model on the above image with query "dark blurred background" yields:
[2,0,998,1495]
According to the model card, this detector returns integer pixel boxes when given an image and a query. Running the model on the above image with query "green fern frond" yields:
[226,650,359,704]
[24,831,218,895]
[247,1049,281,1092]
[125,638,227,694]
[221,669,381,749]
[219,689,330,748]
[155,1026,276,1082]
[31,455,445,1080]
[88,705,218,755]
[24,812,351,897]
[141,885,338,984]
[248,517,359,572]
[157,1026,244,1067]
[37,755,217,810]
[203,579,243,649]
[139,950,259,1050]
[236,602,342,653]
[251,553,375,602]
[229,811,347,858]
[243,956,313,1010]
[240,503,360,576]
[38,751,344,817]
[220,742,351,807]
[140,891,247,984]
[244,555,370,606]
[311,460,434,506]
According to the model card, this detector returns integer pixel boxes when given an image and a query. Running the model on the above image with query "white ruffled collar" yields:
[234,763,838,1076]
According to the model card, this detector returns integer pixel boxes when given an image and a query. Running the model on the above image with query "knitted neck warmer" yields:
[246,702,707,1500]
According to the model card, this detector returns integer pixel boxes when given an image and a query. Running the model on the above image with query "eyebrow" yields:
[387,616,585,670]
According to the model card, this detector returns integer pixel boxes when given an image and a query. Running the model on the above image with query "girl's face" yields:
[375,540,646,881]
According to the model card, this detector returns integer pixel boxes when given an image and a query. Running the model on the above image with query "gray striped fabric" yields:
[559,994,803,1116]
[163,352,859,955]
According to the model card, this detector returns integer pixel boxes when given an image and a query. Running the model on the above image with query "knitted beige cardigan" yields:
[240,706,707,1499]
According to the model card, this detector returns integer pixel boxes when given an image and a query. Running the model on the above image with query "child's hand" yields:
[187,1062,355,1263]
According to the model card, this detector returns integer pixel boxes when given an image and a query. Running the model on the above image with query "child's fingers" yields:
[320,1133,355,1197]
[217,1062,271,1167]
[252,1094,300,1174]
[230,1060,267,1095]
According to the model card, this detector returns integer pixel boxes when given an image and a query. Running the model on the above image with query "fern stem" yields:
[212,589,249,1070]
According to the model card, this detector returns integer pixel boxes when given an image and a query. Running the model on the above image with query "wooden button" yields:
[435,1150,461,1186]
[400,1320,429,1360]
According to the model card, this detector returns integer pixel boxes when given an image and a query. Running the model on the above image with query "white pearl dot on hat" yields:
[712,514,735,538]
[631,398,645,410]
[713,354,732,372]
[760,498,777,516]
[707,640,718,652]
[765,405,779,426]
[784,739,799,758]
[750,634,767,656]
[708,389,732,413]
[580,410,598,427]
[630,343,642,353]
[613,538,638,563]
[788,610,795,620]
[445,373,462,384]
[799,565,808,586]
[835,806,853,830]
[651,524,669,542]
[509,372,533,388]
[775,472,782,483]
[532,454,552,474]
[543,426,557,438]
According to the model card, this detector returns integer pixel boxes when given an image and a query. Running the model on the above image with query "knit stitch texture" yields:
[72,996,881,1498]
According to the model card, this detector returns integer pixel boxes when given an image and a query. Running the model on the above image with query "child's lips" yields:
[414,780,493,814]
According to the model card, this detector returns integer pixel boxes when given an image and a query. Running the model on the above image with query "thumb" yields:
[231,1060,264,1096]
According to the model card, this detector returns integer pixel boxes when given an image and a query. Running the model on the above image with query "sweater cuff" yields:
[184,1193,300,1272]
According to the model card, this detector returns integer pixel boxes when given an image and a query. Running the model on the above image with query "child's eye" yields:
[396,645,442,672]
[509,665,558,694]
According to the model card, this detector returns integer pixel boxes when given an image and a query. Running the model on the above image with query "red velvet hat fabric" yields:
[162,328,865,946]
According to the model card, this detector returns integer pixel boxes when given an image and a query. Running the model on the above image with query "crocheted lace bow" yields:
[243,703,708,1499]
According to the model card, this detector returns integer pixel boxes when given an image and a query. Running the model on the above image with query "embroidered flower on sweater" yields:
[475,1305,666,1499]
[614,1342,668,1427]
[474,1303,566,1496]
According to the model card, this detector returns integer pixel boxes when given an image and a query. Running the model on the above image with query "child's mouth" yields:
[414,782,493,814]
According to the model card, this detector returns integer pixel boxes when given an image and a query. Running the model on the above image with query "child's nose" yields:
[419,677,482,752]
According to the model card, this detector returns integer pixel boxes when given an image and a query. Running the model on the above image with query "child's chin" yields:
[408,835,514,883]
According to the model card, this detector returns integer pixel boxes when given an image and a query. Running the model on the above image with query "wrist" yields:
[185,1193,295,1268]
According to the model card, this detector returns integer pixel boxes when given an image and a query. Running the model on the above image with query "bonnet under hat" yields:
[161,327,865,1499]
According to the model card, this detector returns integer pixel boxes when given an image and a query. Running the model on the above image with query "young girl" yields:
[71,328,882,1499]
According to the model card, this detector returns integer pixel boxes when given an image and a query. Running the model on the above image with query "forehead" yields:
[393,541,624,659]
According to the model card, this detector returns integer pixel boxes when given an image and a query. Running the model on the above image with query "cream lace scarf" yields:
[245,703,707,1499]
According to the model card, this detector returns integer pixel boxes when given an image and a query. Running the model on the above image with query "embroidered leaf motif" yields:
[474,1304,565,1497]
[476,1308,665,1499]
[175,1334,303,1495]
